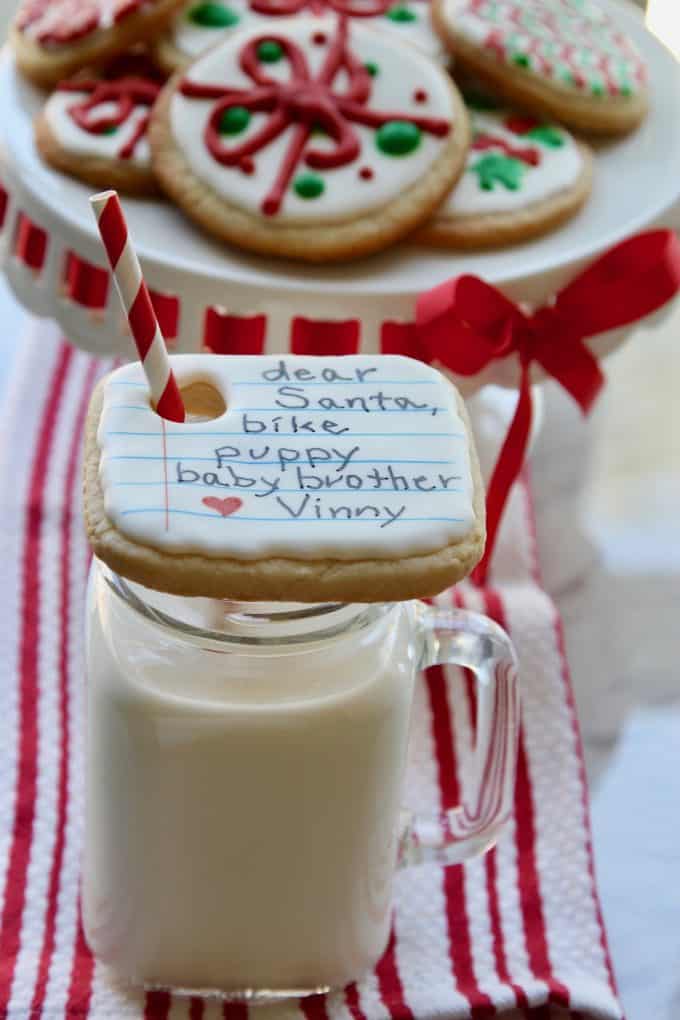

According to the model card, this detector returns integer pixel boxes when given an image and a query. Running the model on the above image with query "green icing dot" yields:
[591,82,605,96]
[257,39,284,62]
[294,173,325,199]
[385,4,417,21]
[364,61,379,77]
[188,1,240,27]
[469,153,525,192]
[219,105,251,134]
[526,124,564,148]
[98,125,118,135]
[512,52,530,68]
[376,120,421,157]
[620,82,633,97]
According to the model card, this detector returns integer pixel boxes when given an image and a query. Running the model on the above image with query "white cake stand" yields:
[0,0,678,374]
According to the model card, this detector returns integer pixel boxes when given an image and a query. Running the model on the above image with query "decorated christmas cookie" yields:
[35,73,161,194]
[417,102,592,248]
[432,0,648,135]
[12,0,184,88]
[149,17,469,262]
[83,354,485,601]
[153,0,443,74]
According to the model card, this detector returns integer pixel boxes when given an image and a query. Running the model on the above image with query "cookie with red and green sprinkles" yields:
[153,0,444,75]
[432,0,648,135]
[149,16,469,262]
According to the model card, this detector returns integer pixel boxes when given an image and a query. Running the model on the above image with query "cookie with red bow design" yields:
[417,99,593,248]
[35,68,162,194]
[12,0,184,88]
[153,0,444,74]
[149,16,469,262]
[432,0,648,135]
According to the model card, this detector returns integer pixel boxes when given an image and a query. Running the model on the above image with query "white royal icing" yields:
[169,17,455,222]
[445,0,645,98]
[443,108,583,216]
[43,91,151,167]
[171,0,443,61]
[98,355,475,561]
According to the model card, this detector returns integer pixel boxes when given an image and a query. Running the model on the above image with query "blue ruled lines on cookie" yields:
[120,509,467,523]
[110,482,463,494]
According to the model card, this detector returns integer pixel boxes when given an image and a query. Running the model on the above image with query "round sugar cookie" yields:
[83,354,486,602]
[35,72,161,195]
[417,104,593,248]
[12,0,185,88]
[149,16,470,262]
[432,0,648,136]
[153,0,444,74]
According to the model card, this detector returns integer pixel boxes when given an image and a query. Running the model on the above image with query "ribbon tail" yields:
[472,365,533,587]
[536,335,604,414]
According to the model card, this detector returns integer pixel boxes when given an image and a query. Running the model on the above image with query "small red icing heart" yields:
[202,496,243,518]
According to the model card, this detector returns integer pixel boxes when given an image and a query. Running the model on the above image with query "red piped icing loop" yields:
[291,317,359,355]
[250,0,390,18]
[0,187,8,231]
[472,133,540,167]
[179,19,451,216]
[16,0,144,46]
[504,114,541,136]
[57,78,160,160]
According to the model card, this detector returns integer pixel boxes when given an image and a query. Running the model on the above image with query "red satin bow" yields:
[416,229,680,585]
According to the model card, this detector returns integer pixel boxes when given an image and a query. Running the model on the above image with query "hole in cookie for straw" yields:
[179,382,226,422]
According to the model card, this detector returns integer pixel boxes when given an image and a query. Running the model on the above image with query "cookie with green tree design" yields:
[416,104,593,249]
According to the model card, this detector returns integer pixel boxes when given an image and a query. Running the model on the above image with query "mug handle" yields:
[399,604,520,868]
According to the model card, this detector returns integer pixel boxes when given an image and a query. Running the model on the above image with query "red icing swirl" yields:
[472,132,540,166]
[57,76,160,159]
[250,0,391,18]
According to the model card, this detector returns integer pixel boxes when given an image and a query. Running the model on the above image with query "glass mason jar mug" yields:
[84,560,520,999]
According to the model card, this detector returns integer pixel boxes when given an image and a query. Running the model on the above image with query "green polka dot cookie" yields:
[149,17,470,262]
[432,0,648,135]
[153,0,444,75]
[416,102,593,248]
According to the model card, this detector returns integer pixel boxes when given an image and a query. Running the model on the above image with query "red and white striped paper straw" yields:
[90,190,185,422]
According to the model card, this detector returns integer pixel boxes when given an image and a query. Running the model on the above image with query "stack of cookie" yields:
[16,0,649,260]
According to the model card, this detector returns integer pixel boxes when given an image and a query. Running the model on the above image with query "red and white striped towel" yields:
[0,323,622,1020]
